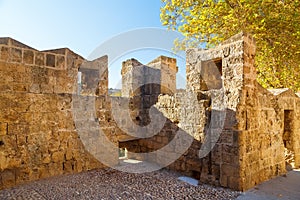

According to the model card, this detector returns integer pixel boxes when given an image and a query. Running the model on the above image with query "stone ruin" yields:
[0,33,299,191]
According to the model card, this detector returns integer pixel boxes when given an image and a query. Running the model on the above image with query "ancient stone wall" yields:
[121,56,177,98]
[0,38,111,189]
[118,34,246,189]
[232,34,300,190]
[144,34,247,189]
[182,33,300,191]
[237,85,300,189]
[119,33,300,191]
[1,33,299,192]
[121,59,144,98]
[119,56,178,145]
[147,56,177,95]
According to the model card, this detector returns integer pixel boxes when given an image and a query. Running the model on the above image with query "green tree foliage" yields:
[161,0,300,91]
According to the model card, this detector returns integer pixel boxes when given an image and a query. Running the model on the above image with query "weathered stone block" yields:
[15,168,30,185]
[228,176,240,190]
[12,83,28,92]
[35,52,45,66]
[221,164,239,177]
[0,122,7,136]
[51,151,65,163]
[10,48,22,63]
[1,169,15,188]
[46,54,55,67]
[0,152,9,170]
[56,55,65,68]
[0,46,10,61]
[23,50,34,65]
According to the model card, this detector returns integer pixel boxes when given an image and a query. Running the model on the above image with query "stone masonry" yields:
[0,33,299,192]
[0,38,113,189]
[118,32,300,191]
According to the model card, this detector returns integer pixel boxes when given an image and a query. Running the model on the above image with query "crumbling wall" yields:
[274,89,300,168]
[238,85,300,190]
[118,34,247,189]
[184,33,300,191]
[0,38,111,189]
[233,34,299,190]
[1,33,299,192]
[149,92,210,180]
[118,56,178,145]
[119,33,300,192]
[147,56,177,95]
[166,33,248,190]
[238,84,285,190]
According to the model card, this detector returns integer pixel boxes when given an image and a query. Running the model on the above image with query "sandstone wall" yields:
[1,33,299,192]
[182,33,300,191]
[295,98,300,167]
[0,38,110,189]
[147,56,177,95]
[181,33,248,190]
[119,33,300,191]
[233,34,300,190]
[121,56,177,98]
[185,33,300,191]
[119,33,247,190]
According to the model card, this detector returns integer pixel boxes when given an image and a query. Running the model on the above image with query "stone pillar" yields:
[147,56,178,95]
[121,58,144,98]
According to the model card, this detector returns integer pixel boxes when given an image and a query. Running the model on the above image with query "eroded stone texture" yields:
[1,34,299,192]
[117,33,300,191]
[121,56,177,98]
[0,38,111,189]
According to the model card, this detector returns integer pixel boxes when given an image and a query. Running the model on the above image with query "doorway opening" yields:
[119,147,128,159]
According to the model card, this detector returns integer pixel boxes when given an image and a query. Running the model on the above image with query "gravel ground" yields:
[0,161,241,200]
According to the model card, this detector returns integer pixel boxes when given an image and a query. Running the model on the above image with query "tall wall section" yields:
[171,33,300,191]
[183,32,300,191]
[120,33,248,190]
[1,33,299,192]
[118,56,178,144]
[158,33,248,190]
[120,32,300,191]
[233,34,300,190]
[0,38,114,189]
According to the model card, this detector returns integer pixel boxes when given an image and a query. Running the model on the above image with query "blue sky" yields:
[0,0,186,88]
